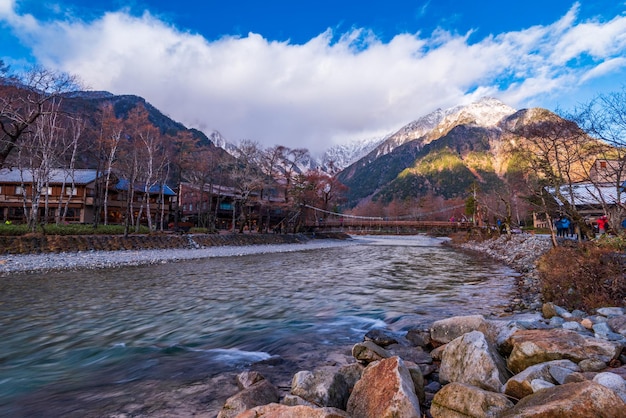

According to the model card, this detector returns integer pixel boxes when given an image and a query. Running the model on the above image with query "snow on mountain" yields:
[320,136,385,172]
[370,97,517,159]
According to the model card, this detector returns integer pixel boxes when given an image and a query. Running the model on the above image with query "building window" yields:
[40,187,53,195]
[15,186,24,195]
[600,161,607,169]
[66,188,78,196]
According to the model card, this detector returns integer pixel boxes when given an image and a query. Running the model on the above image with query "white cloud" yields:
[2,2,626,154]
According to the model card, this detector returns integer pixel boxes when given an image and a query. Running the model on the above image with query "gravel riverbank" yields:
[0,235,357,276]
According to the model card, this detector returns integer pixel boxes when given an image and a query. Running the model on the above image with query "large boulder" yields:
[503,359,580,400]
[218,379,280,418]
[500,381,626,417]
[439,331,511,392]
[236,403,350,418]
[506,329,621,373]
[290,367,350,409]
[430,382,514,418]
[430,315,487,345]
[346,356,421,418]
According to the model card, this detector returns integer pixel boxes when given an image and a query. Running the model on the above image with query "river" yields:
[0,235,517,417]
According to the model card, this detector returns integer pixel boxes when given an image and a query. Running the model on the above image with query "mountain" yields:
[336,98,561,208]
[320,136,385,172]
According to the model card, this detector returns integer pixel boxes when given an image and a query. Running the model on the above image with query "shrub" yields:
[537,242,626,311]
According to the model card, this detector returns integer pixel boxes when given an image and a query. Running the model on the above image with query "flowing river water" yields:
[0,235,518,416]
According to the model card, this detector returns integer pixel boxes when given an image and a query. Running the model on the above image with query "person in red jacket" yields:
[596,215,608,235]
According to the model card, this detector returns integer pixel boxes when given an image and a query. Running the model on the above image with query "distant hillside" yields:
[51,91,234,169]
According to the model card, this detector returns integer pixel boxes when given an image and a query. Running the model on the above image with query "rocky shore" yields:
[214,233,626,418]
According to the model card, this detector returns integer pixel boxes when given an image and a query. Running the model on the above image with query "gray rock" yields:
[562,320,585,332]
[431,382,514,418]
[549,365,578,385]
[504,359,579,400]
[291,367,350,409]
[593,372,626,403]
[579,358,608,372]
[549,316,565,327]
[364,328,398,347]
[530,378,555,392]
[352,341,391,364]
[439,331,511,393]
[597,307,625,317]
[554,305,573,319]
[430,315,486,345]
[218,379,280,418]
[608,315,626,337]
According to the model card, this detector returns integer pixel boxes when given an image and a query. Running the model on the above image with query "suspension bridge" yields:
[300,204,475,234]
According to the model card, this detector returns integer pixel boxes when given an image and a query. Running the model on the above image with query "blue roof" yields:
[115,179,176,196]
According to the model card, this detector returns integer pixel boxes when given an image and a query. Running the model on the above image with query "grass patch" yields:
[0,223,151,236]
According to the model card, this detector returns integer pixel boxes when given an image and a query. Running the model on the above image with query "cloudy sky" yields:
[1,0,625,154]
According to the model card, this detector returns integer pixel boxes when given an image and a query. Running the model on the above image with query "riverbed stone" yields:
[503,359,579,400]
[499,381,626,418]
[430,382,514,418]
[439,331,510,393]
[597,307,625,317]
[578,358,608,372]
[430,315,487,345]
[405,328,431,348]
[346,356,421,418]
[236,403,350,418]
[336,363,364,392]
[506,328,621,373]
[530,379,555,392]
[364,329,398,347]
[218,379,280,418]
[593,372,626,402]
[405,360,426,404]
[237,371,265,389]
[386,344,433,365]
[542,302,557,319]
[290,367,349,409]
[352,341,391,364]
[608,315,626,337]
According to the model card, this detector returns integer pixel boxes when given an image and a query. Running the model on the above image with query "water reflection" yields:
[0,235,516,415]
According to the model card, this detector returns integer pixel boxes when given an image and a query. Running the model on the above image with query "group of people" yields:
[555,214,611,239]
[555,216,573,238]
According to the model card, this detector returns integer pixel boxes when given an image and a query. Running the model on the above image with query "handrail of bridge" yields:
[306,219,474,228]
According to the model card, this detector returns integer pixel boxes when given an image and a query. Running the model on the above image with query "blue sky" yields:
[1,0,626,153]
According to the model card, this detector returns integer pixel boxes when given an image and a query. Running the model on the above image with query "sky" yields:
[1,0,626,155]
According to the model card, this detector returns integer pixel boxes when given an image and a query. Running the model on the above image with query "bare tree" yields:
[567,88,626,233]
[0,66,78,167]
[229,140,265,232]
[506,110,594,245]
